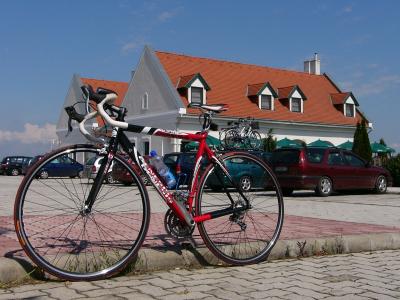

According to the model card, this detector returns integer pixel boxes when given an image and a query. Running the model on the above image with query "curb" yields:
[2,232,400,284]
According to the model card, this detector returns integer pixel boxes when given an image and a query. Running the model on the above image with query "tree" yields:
[352,122,362,154]
[352,120,372,162]
[263,129,277,152]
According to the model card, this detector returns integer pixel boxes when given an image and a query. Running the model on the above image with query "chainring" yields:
[164,209,195,238]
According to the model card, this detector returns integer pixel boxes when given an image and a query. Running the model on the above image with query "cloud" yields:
[0,123,57,144]
[120,36,148,54]
[340,73,400,97]
[157,7,182,22]
[121,41,140,54]
[354,74,400,96]
[343,5,353,13]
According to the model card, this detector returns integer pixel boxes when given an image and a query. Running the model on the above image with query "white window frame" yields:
[142,92,149,110]
[344,101,356,118]
[290,97,303,113]
[259,94,274,110]
[188,78,206,104]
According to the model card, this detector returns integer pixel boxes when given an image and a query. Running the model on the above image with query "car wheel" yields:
[316,176,332,197]
[374,175,387,194]
[282,188,294,197]
[105,172,115,184]
[39,170,49,179]
[239,175,252,192]
[10,168,20,176]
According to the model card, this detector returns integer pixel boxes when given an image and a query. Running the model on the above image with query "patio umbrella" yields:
[185,135,221,151]
[370,142,392,153]
[307,139,334,148]
[338,140,353,150]
[276,138,303,149]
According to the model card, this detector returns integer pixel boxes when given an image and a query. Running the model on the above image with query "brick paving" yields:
[1,249,399,299]
[2,213,399,257]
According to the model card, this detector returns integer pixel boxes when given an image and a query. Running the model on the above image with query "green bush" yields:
[384,154,400,187]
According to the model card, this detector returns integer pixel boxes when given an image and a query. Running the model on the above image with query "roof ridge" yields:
[155,50,324,77]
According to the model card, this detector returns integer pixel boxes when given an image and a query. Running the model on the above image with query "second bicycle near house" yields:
[220,117,262,150]
[14,85,284,281]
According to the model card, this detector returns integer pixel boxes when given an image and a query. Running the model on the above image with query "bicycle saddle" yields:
[188,103,229,113]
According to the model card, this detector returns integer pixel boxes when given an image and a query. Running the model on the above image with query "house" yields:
[56,74,129,146]
[57,47,368,156]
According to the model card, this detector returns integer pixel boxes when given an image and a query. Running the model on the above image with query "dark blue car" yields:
[38,155,83,179]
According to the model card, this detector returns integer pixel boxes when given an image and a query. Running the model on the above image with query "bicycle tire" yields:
[14,144,150,281]
[248,131,262,149]
[196,152,284,265]
[224,129,240,149]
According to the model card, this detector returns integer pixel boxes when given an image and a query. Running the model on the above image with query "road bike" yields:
[220,117,262,150]
[14,85,284,281]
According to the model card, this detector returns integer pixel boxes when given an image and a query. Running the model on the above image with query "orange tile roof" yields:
[247,83,266,96]
[155,51,363,126]
[81,78,129,126]
[176,74,197,89]
[330,92,359,106]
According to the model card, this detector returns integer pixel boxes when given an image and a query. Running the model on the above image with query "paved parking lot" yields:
[2,176,399,226]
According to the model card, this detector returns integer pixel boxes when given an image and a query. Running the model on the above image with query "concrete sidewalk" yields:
[1,182,399,284]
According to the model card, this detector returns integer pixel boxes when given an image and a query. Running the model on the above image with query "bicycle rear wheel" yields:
[248,131,262,149]
[14,144,150,281]
[196,152,283,265]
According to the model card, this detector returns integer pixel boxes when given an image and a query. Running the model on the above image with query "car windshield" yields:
[272,150,300,165]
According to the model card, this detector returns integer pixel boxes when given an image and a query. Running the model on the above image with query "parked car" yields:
[37,155,83,179]
[112,155,150,186]
[0,156,32,176]
[83,156,115,184]
[163,152,198,186]
[271,147,393,197]
[22,155,44,175]
[161,150,271,190]
[206,155,270,192]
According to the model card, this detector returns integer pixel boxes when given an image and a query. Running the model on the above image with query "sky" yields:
[0,0,399,158]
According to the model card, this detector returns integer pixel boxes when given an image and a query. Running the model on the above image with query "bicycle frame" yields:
[86,124,250,228]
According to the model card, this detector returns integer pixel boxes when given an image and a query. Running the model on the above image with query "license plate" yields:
[275,166,288,172]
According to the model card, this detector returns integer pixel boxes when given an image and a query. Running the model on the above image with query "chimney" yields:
[304,53,321,75]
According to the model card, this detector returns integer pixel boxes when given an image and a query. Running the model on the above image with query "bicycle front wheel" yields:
[196,152,284,265]
[14,144,150,281]
[224,129,240,149]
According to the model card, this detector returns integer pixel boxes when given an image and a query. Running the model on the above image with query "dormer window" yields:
[278,85,307,113]
[345,103,355,117]
[260,95,272,110]
[330,92,358,118]
[191,87,203,104]
[176,73,211,105]
[247,82,277,111]
[291,97,302,112]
